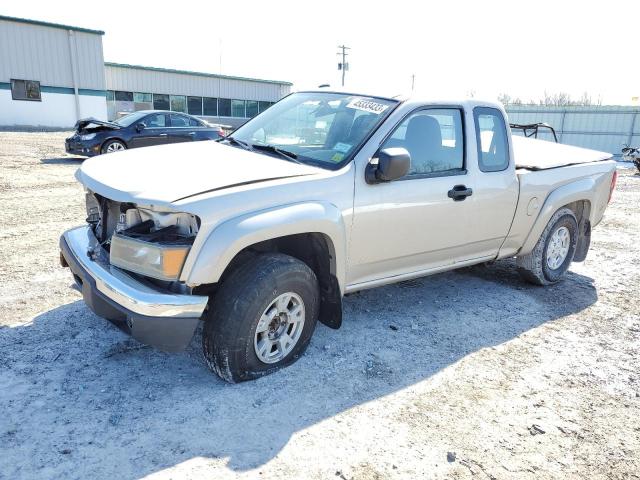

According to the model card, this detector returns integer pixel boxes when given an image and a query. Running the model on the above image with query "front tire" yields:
[202,253,319,383]
[101,139,126,154]
[517,207,578,285]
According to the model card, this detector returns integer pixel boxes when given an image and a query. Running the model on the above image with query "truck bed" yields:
[513,135,612,170]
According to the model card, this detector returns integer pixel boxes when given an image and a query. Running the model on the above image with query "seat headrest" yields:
[406,115,442,146]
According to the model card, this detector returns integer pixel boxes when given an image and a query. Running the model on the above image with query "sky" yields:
[3,0,640,105]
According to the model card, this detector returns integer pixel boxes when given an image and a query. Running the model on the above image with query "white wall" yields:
[0,19,106,91]
[0,90,107,128]
[104,64,290,102]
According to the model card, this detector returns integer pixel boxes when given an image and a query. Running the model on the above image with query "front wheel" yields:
[517,207,578,285]
[101,139,126,154]
[202,253,319,383]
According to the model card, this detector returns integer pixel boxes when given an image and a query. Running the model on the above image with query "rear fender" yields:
[519,177,596,256]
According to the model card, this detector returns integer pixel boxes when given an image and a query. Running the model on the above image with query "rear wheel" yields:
[517,207,578,285]
[101,139,126,154]
[202,253,319,383]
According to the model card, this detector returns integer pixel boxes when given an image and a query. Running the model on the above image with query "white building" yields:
[0,15,292,129]
[104,63,291,128]
[0,15,107,128]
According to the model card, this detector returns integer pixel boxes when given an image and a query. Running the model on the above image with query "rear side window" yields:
[474,107,509,172]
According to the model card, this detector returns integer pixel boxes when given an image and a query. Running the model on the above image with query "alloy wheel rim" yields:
[546,226,570,270]
[106,142,125,153]
[254,292,305,364]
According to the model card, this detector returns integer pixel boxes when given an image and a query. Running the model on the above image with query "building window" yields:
[231,99,246,118]
[114,91,133,102]
[153,94,170,110]
[203,97,218,116]
[258,101,273,113]
[218,98,232,117]
[106,90,115,101]
[134,92,152,103]
[188,96,203,116]
[11,79,41,101]
[246,100,259,118]
[170,95,187,113]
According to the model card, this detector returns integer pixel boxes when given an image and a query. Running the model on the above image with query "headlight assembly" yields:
[79,133,97,141]
[110,233,191,281]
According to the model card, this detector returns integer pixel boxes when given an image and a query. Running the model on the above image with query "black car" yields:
[65,110,225,157]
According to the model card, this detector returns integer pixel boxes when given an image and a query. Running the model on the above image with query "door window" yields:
[474,107,509,172]
[381,108,464,176]
[144,113,166,128]
[169,114,190,127]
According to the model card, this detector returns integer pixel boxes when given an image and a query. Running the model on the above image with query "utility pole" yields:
[337,45,350,87]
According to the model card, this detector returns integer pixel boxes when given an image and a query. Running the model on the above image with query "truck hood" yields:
[76,141,323,205]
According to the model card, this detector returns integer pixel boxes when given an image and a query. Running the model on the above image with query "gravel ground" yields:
[0,132,638,480]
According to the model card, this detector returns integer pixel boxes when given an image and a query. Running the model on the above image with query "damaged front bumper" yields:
[59,226,208,352]
[65,137,101,157]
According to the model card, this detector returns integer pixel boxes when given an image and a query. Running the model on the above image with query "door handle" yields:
[188,132,196,136]
[159,133,168,136]
[447,184,473,201]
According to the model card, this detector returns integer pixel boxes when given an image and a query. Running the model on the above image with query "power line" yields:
[337,45,350,87]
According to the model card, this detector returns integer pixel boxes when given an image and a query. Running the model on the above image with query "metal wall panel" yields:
[506,106,640,156]
[73,31,106,90]
[562,111,634,133]
[0,18,105,90]
[104,64,290,102]
[506,111,565,127]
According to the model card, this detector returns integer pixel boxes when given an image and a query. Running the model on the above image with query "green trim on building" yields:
[0,82,106,97]
[40,85,75,95]
[104,62,293,86]
[0,15,105,35]
[79,88,107,97]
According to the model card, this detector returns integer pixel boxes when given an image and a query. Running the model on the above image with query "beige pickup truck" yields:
[60,90,618,382]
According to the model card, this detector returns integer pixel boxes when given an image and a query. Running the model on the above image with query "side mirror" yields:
[136,122,146,132]
[365,147,411,184]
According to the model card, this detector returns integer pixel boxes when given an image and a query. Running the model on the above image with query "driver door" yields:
[348,107,481,287]
[130,113,170,148]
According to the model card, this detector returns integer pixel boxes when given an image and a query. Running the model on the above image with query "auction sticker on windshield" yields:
[346,98,389,115]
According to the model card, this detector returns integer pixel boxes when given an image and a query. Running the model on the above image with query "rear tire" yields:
[517,207,578,286]
[202,253,319,383]
[101,139,126,154]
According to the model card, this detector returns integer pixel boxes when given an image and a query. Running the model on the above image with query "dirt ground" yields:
[0,131,638,480]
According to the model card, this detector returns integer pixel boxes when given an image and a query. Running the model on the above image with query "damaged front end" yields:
[86,191,198,285]
[59,191,208,352]
[65,118,121,157]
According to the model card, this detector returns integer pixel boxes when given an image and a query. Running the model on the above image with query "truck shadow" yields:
[1,261,597,478]
[40,157,85,165]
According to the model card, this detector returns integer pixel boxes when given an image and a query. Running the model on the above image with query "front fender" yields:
[184,202,347,292]
[519,177,596,256]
